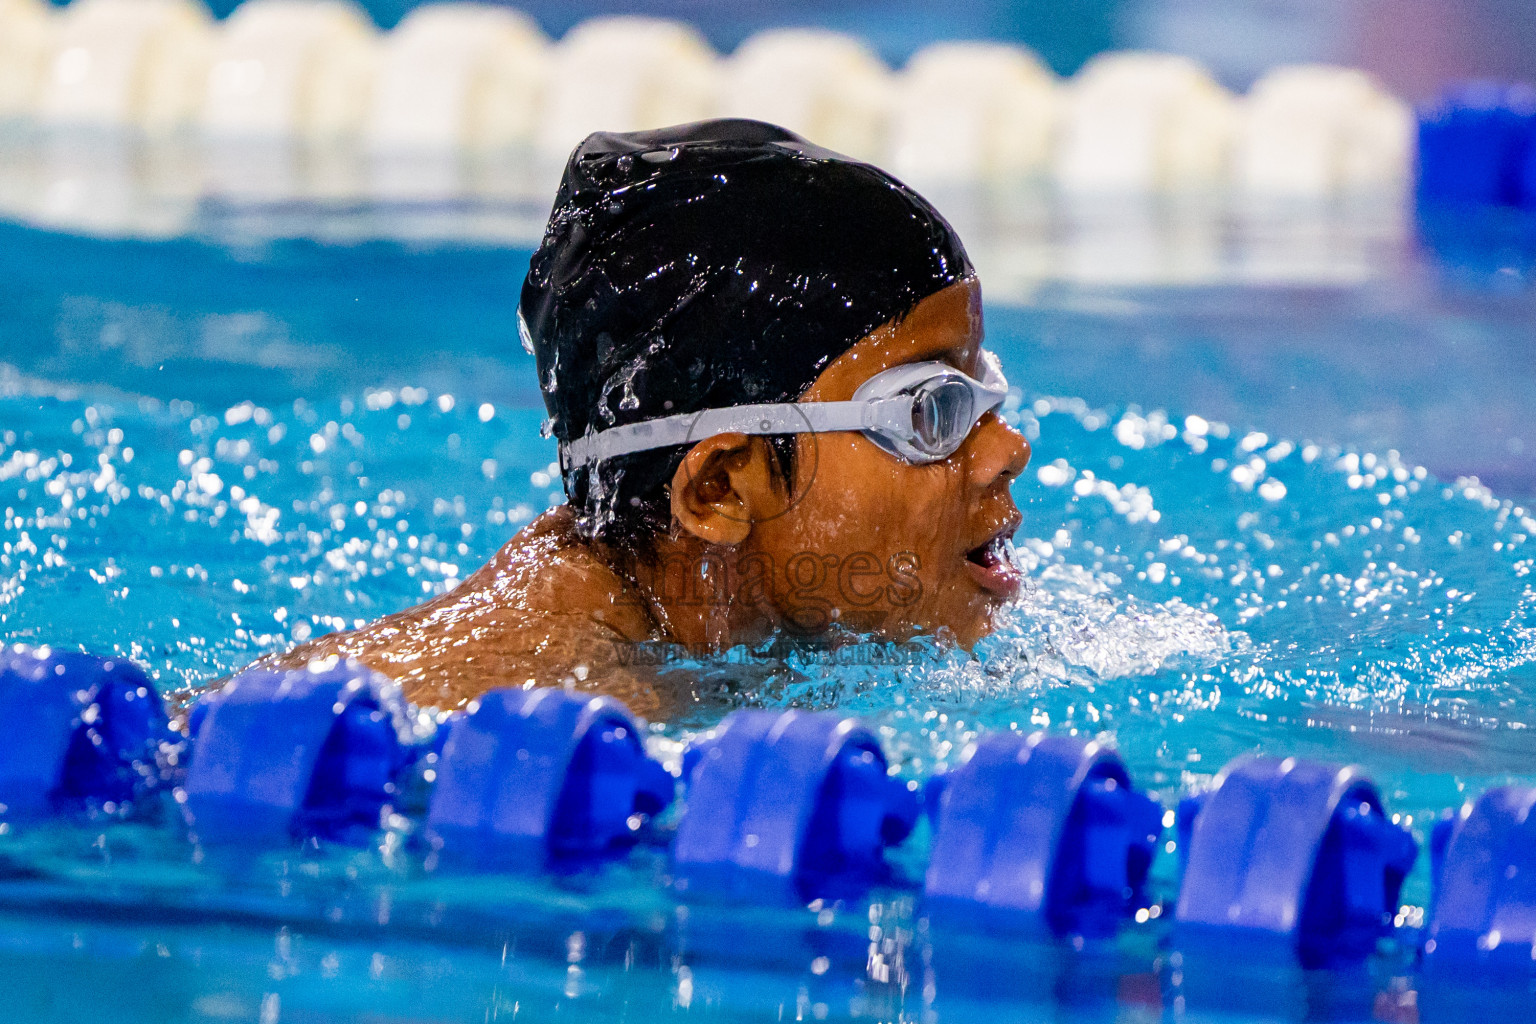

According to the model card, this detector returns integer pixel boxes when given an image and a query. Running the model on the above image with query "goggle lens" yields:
[910,379,976,458]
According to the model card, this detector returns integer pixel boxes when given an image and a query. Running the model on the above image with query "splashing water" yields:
[2,360,1534,903]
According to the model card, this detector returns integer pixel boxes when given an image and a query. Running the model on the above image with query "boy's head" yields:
[522,119,1029,645]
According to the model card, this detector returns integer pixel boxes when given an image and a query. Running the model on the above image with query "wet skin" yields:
[259,278,1031,717]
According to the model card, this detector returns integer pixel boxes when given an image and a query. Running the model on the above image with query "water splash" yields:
[1,375,1533,893]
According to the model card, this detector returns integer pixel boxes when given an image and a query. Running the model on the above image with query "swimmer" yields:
[258,119,1030,716]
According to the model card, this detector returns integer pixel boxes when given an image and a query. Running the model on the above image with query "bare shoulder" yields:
[253,506,665,711]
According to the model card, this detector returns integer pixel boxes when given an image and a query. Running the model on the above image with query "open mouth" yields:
[966,534,1009,569]
[963,523,1022,598]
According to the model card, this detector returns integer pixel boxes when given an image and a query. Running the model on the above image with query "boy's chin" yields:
[949,605,1008,651]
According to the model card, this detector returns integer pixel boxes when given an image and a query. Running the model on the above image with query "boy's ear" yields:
[670,435,788,546]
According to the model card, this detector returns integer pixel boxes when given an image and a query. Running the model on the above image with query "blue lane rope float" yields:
[1416,82,1536,210]
[923,731,1162,938]
[673,709,920,902]
[14,642,1536,986]
[183,659,421,845]
[425,686,674,870]
[1424,785,1536,972]
[0,645,172,821]
[1174,755,1418,969]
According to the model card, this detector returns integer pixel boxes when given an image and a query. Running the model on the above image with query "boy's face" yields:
[747,277,1031,647]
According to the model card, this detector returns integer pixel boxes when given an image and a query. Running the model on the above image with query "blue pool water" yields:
[2,208,1535,1021]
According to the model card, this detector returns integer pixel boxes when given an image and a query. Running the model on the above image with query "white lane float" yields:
[366,3,547,153]
[889,41,1056,185]
[38,0,214,133]
[0,0,1427,228]
[1234,64,1413,196]
[1054,51,1236,192]
[202,0,378,141]
[719,28,891,163]
[535,16,717,161]
[0,0,53,121]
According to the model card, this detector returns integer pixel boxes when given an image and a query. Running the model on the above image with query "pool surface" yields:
[1,191,1535,1021]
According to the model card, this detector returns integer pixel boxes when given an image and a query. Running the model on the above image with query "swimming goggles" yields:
[561,351,1009,469]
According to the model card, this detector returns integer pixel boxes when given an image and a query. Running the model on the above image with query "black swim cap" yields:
[520,118,974,547]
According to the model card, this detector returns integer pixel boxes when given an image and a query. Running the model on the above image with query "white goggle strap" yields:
[561,400,882,469]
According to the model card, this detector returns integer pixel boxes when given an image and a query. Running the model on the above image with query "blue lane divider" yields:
[20,641,1536,988]
[425,687,673,870]
[1417,82,1536,209]
[0,645,170,821]
[183,660,418,845]
[673,709,920,901]
[923,731,1161,938]
[1175,755,1418,969]
[1424,785,1536,971]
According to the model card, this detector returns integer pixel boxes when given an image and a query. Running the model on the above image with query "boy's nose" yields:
[965,414,1031,489]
